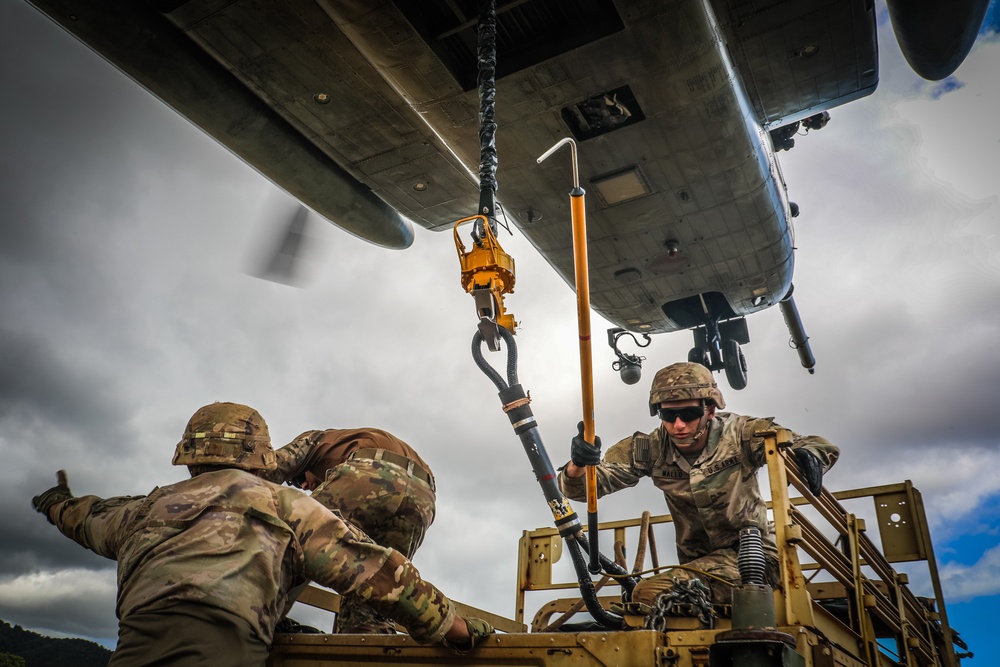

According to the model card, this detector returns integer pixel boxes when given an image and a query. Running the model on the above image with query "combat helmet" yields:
[648,362,726,415]
[172,402,276,471]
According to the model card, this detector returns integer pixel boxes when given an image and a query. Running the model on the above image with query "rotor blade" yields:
[247,204,312,287]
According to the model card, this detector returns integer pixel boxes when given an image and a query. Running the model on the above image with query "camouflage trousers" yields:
[312,455,436,634]
[110,602,269,667]
[631,547,779,607]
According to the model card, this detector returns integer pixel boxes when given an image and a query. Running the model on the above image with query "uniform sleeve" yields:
[257,431,318,484]
[785,429,839,471]
[558,433,649,501]
[351,549,457,645]
[284,491,455,644]
[741,417,839,472]
[48,494,145,560]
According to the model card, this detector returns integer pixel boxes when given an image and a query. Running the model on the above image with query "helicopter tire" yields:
[688,346,711,368]
[722,339,748,390]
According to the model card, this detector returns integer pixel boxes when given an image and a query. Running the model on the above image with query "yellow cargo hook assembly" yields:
[453,215,517,351]
[537,137,602,574]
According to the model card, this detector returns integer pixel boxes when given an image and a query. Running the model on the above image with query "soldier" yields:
[258,428,436,633]
[32,402,491,666]
[559,362,838,608]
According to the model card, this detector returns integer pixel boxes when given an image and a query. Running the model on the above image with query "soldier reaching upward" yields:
[32,402,491,666]
[559,362,839,608]
[258,427,436,633]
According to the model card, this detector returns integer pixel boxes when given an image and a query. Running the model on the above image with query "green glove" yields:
[32,470,73,521]
[443,617,495,653]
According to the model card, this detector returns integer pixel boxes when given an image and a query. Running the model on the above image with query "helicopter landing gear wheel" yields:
[688,346,711,368]
[723,339,748,390]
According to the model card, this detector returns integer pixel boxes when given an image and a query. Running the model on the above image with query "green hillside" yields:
[0,620,111,667]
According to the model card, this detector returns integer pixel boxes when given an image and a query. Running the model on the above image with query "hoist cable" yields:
[476,0,498,222]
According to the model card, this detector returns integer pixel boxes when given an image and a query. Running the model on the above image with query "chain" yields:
[645,578,715,630]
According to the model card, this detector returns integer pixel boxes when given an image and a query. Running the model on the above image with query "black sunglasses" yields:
[658,406,706,423]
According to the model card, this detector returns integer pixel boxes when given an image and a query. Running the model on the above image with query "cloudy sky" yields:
[2,0,998,663]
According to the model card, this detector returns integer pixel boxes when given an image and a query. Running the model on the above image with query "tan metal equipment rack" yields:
[268,430,965,667]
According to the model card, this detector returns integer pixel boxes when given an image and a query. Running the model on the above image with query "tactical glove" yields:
[570,422,603,468]
[793,449,824,496]
[443,617,495,654]
[32,470,73,522]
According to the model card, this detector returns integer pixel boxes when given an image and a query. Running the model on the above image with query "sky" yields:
[1,0,998,663]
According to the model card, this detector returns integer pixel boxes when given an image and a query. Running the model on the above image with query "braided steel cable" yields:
[476,0,498,223]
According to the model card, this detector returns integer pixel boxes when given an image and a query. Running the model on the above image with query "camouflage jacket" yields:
[558,412,838,563]
[259,428,432,486]
[46,469,455,645]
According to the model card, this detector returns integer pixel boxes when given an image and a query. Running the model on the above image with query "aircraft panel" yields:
[714,0,879,128]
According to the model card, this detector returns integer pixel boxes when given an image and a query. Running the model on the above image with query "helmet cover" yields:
[648,362,726,415]
[172,402,276,471]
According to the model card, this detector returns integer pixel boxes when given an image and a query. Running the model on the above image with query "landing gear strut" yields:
[687,345,711,368]
[688,316,750,391]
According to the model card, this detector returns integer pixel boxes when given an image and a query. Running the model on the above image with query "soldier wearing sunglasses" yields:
[558,362,838,609]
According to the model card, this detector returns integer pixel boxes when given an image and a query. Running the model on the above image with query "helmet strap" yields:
[691,413,711,443]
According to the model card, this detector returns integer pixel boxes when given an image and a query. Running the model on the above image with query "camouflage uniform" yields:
[259,428,436,633]
[45,468,454,665]
[558,412,838,605]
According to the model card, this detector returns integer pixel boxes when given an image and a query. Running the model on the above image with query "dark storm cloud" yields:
[0,329,126,432]
[0,511,110,577]
[0,323,150,576]
[0,327,140,580]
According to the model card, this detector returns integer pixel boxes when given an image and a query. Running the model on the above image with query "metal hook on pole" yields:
[537,138,581,189]
[537,137,601,574]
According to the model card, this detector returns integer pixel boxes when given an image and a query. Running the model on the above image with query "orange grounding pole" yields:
[538,137,601,574]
